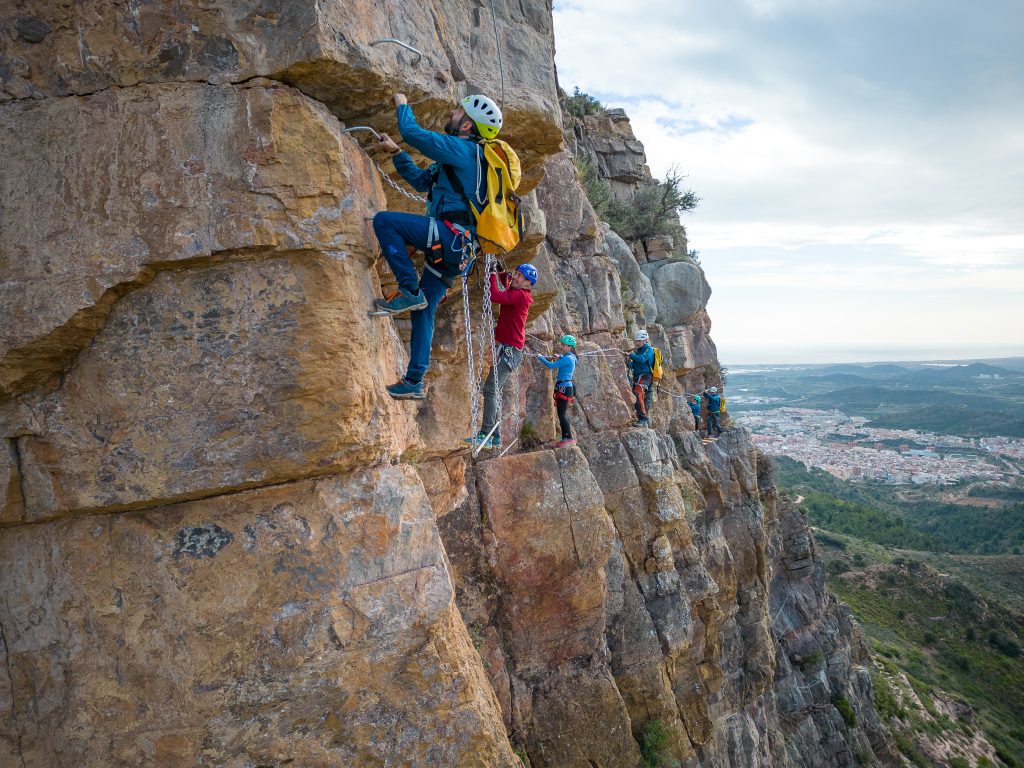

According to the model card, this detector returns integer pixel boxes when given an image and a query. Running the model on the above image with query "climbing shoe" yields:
[386,379,425,400]
[464,432,501,449]
[373,287,428,316]
[553,438,576,449]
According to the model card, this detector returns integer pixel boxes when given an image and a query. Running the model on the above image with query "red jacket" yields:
[490,272,533,349]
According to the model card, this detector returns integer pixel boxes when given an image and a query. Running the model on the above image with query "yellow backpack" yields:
[445,139,524,254]
[652,347,664,381]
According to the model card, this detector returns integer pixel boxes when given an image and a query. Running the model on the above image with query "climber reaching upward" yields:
[465,262,537,449]
[371,92,503,400]
[538,334,579,448]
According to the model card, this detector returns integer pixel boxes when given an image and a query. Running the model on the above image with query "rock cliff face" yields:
[1,2,892,766]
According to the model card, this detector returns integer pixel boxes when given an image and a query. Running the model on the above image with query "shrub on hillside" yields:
[605,168,699,243]
[561,86,605,118]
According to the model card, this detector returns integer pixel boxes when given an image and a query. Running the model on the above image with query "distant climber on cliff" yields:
[624,330,655,427]
[464,261,537,449]
[687,393,702,432]
[702,386,725,438]
[538,334,578,448]
[370,92,503,400]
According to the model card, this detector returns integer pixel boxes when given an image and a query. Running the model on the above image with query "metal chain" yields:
[462,273,480,436]
[482,255,501,434]
[372,158,428,204]
[509,362,522,443]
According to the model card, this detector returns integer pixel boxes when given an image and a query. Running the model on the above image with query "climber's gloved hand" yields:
[377,133,401,155]
[495,259,507,273]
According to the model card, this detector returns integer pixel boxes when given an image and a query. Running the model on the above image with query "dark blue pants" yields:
[372,211,460,384]
[708,411,723,436]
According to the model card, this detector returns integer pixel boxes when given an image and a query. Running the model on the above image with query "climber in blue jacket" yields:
[371,92,503,401]
[703,386,725,438]
[624,329,655,426]
[538,334,579,447]
[688,394,702,432]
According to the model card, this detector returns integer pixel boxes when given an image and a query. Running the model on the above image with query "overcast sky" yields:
[552,0,1024,364]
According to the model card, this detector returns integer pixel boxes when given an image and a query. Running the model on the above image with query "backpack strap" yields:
[441,162,480,218]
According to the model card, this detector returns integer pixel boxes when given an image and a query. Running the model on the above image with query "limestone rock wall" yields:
[1,2,893,767]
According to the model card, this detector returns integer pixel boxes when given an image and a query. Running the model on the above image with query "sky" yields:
[551,0,1024,364]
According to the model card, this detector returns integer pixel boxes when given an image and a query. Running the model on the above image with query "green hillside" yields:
[772,457,1024,765]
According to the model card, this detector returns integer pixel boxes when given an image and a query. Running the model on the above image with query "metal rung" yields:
[369,38,423,65]
[342,126,382,141]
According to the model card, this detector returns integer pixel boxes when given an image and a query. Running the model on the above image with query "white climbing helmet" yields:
[710,386,718,393]
[462,94,503,139]
[634,330,649,342]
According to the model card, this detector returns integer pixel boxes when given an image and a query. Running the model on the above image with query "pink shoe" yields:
[553,438,576,448]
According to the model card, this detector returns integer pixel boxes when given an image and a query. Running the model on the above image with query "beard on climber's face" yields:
[445,107,467,136]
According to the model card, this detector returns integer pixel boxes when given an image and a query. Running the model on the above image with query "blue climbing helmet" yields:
[516,263,538,285]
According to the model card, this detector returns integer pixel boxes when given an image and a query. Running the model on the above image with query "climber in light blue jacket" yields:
[538,334,579,447]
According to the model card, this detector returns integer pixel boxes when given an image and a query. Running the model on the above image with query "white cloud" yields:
[553,0,1024,358]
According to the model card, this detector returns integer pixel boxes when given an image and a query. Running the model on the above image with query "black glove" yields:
[493,259,507,273]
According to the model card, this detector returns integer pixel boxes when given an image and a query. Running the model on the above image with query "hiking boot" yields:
[635,418,650,428]
[553,438,576,449]
[464,432,501,449]
[373,287,428,316]
[386,379,425,400]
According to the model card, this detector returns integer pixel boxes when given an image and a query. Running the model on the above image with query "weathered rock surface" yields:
[0,466,517,767]
[572,108,650,198]
[0,81,384,401]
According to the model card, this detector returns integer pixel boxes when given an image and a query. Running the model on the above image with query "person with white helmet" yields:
[624,329,656,427]
[702,385,725,438]
[537,334,579,448]
[465,260,537,449]
[371,92,503,400]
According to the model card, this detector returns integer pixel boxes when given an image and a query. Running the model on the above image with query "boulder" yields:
[640,259,712,328]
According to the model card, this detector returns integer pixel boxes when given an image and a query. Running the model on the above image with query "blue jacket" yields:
[689,395,701,418]
[391,104,485,221]
[705,392,722,413]
[627,343,655,378]
[539,352,577,383]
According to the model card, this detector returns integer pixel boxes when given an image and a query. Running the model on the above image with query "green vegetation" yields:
[560,86,605,118]
[833,695,857,728]
[640,719,680,768]
[605,168,699,244]
[772,455,1024,762]
[518,419,543,451]
[775,457,1024,555]
[801,491,939,550]
[901,499,1024,555]
[513,745,531,766]
[812,538,1024,762]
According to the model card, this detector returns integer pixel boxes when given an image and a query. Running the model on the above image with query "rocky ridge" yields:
[1,2,893,766]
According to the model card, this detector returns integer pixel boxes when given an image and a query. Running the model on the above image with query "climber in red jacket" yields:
[464,261,537,449]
